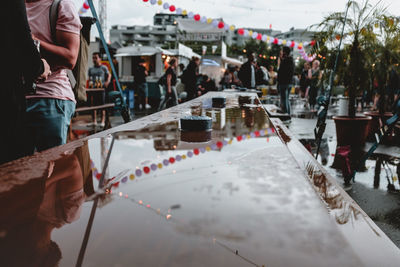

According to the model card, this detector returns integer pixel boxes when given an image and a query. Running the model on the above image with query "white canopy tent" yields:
[221,56,243,67]
[115,46,162,57]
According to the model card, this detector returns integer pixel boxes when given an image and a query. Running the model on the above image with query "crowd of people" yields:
[299,60,323,112]
[221,56,271,90]
[227,48,295,115]
[4,0,398,166]
[232,49,326,115]
[152,56,218,111]
[154,51,282,111]
[298,60,400,113]
[133,48,302,116]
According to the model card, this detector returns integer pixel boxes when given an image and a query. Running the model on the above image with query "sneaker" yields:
[145,104,151,109]
[87,122,97,127]
[99,122,105,127]
[139,104,143,110]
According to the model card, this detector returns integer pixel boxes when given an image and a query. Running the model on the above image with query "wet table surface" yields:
[1,92,400,267]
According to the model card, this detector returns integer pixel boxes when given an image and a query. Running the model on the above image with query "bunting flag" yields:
[138,0,316,50]
[78,0,90,15]
[78,0,316,52]
[298,47,317,62]
[91,127,275,189]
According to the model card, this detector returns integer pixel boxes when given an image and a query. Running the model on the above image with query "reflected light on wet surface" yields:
[88,94,400,266]
[272,118,400,266]
[91,97,363,266]
[2,92,400,267]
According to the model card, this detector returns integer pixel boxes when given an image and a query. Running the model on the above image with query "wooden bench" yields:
[75,103,115,130]
[75,103,115,113]
[74,88,116,131]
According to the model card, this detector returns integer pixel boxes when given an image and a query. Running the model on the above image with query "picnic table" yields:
[74,88,115,130]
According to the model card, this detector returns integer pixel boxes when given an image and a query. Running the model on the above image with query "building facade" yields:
[110,13,187,47]
[109,24,177,47]
[111,13,232,49]
[274,27,315,44]
[153,13,185,26]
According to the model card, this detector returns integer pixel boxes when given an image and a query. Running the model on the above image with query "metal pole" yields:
[314,0,351,159]
[75,136,116,267]
[87,0,131,123]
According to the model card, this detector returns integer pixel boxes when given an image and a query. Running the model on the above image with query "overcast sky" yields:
[73,0,400,33]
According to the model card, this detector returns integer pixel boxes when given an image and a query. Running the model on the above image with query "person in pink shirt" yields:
[25,0,81,152]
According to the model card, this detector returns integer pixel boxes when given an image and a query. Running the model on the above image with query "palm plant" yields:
[371,15,400,113]
[315,0,385,117]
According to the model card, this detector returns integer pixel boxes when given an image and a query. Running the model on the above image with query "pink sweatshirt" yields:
[26,0,81,102]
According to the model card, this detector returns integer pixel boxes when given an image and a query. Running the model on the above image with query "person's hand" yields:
[39,59,51,80]
[47,161,55,178]
[168,89,172,94]
[32,33,38,41]
[104,81,110,88]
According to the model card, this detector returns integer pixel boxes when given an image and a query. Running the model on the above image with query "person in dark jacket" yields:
[182,57,200,100]
[158,58,178,111]
[133,58,151,110]
[197,75,216,96]
[277,47,294,115]
[238,53,256,89]
[300,62,310,98]
[255,62,268,86]
[0,0,51,164]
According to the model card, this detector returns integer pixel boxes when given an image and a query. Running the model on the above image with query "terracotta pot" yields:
[331,115,372,171]
[180,130,212,143]
[333,115,372,147]
[363,111,394,144]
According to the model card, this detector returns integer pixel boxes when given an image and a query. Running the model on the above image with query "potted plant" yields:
[364,15,400,144]
[316,0,387,172]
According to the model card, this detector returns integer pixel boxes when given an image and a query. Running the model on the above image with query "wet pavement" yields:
[282,98,400,249]
[1,92,400,266]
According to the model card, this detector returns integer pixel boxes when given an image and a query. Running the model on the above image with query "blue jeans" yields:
[136,82,148,98]
[26,98,75,152]
[136,82,148,109]
[279,84,290,115]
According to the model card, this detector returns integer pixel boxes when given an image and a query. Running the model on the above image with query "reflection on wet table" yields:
[1,92,400,267]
